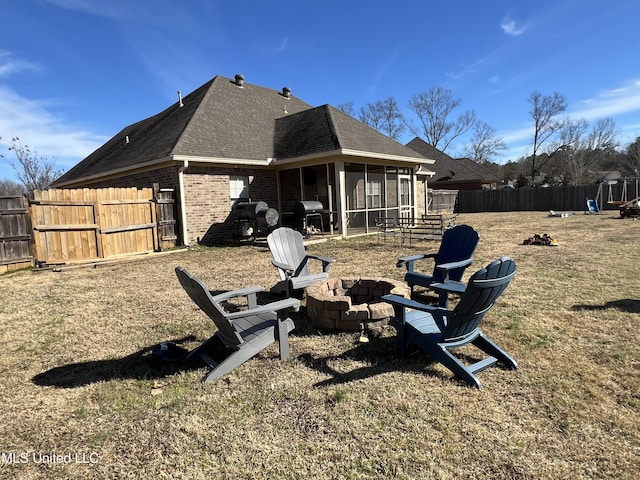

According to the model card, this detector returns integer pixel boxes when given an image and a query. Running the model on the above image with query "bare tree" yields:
[407,87,476,151]
[554,118,617,185]
[528,91,568,182]
[460,121,507,163]
[3,137,62,197]
[359,97,405,140]
[379,97,405,140]
[0,179,25,196]
[337,102,356,116]
[622,136,640,177]
[359,101,385,132]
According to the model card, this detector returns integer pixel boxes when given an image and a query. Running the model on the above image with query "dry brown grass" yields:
[0,212,638,479]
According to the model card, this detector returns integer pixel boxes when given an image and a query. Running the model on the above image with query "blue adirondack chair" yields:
[267,227,335,297]
[383,256,517,389]
[173,267,300,382]
[586,198,600,214]
[396,224,480,305]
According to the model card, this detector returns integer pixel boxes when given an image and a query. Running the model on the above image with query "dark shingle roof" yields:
[406,137,499,183]
[56,76,428,185]
[55,76,313,183]
[275,105,427,161]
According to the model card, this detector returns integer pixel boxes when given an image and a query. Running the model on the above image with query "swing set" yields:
[590,177,640,217]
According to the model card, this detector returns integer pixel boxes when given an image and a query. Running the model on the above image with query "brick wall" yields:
[183,166,277,245]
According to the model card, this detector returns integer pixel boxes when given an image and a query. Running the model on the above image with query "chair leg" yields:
[201,336,273,383]
[472,333,518,370]
[201,350,253,382]
[277,319,291,360]
[428,344,483,389]
[395,323,408,357]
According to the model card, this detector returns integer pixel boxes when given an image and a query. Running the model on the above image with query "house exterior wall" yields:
[416,177,427,216]
[183,166,277,245]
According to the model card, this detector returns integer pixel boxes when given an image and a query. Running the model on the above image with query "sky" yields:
[2,0,640,183]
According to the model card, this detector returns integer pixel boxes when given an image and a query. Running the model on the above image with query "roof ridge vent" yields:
[233,74,245,87]
[281,86,291,98]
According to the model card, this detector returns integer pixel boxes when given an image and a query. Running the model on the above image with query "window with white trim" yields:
[229,176,249,208]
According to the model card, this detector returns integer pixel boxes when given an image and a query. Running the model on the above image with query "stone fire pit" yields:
[306,277,411,331]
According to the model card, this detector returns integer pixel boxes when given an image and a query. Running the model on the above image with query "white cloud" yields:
[0,85,106,173]
[500,16,527,36]
[0,50,41,78]
[571,79,640,120]
[446,57,487,80]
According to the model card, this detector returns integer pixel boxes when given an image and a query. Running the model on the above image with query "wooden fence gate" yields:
[30,186,177,265]
[0,196,33,273]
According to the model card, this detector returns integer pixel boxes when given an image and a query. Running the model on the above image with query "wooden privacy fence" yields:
[30,186,177,265]
[456,184,621,213]
[0,196,33,273]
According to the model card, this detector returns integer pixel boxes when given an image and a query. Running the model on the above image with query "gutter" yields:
[178,159,189,246]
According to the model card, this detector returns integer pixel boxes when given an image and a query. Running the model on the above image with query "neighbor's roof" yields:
[55,75,429,185]
[406,137,500,183]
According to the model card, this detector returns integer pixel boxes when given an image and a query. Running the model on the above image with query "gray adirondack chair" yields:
[174,267,300,382]
[383,256,517,389]
[267,227,335,297]
[397,224,480,305]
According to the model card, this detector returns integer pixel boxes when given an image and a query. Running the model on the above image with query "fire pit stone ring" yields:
[306,277,411,331]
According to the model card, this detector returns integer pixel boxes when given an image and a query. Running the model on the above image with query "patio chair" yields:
[267,227,335,297]
[396,224,480,305]
[383,256,518,389]
[374,217,399,243]
[173,267,300,382]
[586,198,600,214]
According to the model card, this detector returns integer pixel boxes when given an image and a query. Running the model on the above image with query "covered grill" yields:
[232,200,279,238]
[293,200,325,235]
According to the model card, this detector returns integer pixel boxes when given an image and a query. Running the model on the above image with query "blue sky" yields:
[2,0,640,182]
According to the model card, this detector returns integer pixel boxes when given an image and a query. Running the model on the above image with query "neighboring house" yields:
[406,137,500,190]
[54,74,434,245]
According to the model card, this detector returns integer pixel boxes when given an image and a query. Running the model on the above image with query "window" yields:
[366,178,382,208]
[229,176,249,208]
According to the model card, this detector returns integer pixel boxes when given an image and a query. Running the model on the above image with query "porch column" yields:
[335,160,347,238]
[412,168,419,220]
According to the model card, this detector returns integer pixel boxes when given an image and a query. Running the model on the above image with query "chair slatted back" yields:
[433,225,480,283]
[175,267,244,347]
[267,227,309,280]
[444,257,516,340]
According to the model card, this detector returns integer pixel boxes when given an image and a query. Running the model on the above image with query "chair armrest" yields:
[433,258,473,283]
[434,258,473,272]
[429,281,467,295]
[225,298,301,320]
[212,286,265,303]
[213,285,265,309]
[306,254,335,272]
[382,294,451,316]
[396,253,436,270]
[272,259,295,274]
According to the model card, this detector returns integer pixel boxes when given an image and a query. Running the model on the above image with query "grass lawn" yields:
[1,212,638,479]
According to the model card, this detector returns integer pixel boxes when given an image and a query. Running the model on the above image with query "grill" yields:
[234,201,269,220]
[293,200,325,235]
[293,200,324,219]
[232,200,279,238]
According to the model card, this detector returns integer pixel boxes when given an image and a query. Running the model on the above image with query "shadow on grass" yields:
[571,298,640,314]
[31,336,227,389]
[298,335,459,387]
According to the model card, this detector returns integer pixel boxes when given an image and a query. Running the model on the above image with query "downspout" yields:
[178,160,189,246]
